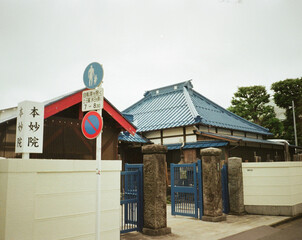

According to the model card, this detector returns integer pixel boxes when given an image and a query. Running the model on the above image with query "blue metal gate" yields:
[171,161,203,219]
[120,164,143,234]
[171,160,229,219]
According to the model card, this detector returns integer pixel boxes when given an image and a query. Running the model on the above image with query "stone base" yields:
[202,215,226,222]
[142,227,171,236]
[245,203,302,216]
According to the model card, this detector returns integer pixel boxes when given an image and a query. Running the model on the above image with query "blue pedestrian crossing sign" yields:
[83,62,104,89]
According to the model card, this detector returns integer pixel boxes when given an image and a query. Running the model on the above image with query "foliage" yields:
[228,86,283,137]
[271,78,302,145]
[271,78,302,110]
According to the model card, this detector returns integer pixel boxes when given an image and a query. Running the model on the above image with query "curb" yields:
[270,213,302,227]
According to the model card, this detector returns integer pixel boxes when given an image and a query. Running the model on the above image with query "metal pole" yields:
[96,86,103,240]
[292,100,298,150]
[22,153,30,159]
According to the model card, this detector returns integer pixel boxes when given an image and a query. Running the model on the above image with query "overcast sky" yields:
[1,0,302,112]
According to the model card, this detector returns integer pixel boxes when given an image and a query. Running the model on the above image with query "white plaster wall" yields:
[163,136,184,145]
[242,162,302,206]
[199,125,208,132]
[151,138,161,145]
[0,159,121,240]
[217,128,231,135]
[233,131,245,137]
[186,135,197,143]
[163,127,183,137]
[209,127,216,133]
[185,126,195,135]
[246,133,257,139]
[144,131,160,139]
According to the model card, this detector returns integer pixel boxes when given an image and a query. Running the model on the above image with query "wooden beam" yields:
[73,127,93,153]
[44,128,64,149]
[197,131,240,143]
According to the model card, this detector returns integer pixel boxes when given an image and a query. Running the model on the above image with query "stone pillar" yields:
[142,144,171,236]
[200,147,226,222]
[228,157,245,215]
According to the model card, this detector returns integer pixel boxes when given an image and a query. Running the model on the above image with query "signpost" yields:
[82,62,104,240]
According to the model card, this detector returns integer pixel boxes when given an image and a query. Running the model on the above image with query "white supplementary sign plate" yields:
[82,88,104,112]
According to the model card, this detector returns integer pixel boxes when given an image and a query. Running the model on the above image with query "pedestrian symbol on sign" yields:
[83,62,104,89]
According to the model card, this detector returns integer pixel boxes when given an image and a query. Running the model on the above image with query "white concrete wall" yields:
[242,162,302,216]
[0,159,121,240]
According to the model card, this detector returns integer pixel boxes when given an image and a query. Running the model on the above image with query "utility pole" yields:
[292,100,298,151]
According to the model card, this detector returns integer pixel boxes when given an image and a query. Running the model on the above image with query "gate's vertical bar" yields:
[221,164,230,214]
[138,165,143,232]
[198,160,203,220]
[193,163,198,218]
[171,163,175,215]
[124,172,129,224]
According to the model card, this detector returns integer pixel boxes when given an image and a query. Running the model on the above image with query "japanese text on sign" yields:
[15,101,44,154]
[82,88,104,112]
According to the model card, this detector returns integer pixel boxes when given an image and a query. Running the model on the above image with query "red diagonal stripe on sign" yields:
[87,117,98,132]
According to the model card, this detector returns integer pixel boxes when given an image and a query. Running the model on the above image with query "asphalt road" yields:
[222,216,302,240]
[261,217,302,240]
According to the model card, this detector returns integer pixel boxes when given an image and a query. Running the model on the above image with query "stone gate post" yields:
[200,147,226,222]
[228,157,245,215]
[142,144,171,236]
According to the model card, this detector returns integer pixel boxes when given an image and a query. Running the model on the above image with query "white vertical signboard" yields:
[15,101,44,155]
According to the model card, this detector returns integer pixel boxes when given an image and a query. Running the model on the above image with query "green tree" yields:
[228,86,283,137]
[271,78,302,145]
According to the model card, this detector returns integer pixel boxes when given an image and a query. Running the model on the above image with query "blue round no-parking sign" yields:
[81,111,103,139]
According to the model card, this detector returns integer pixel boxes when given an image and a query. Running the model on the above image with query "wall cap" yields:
[142,144,167,154]
[200,147,221,156]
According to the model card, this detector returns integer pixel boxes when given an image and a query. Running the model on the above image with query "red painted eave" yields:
[103,99,136,136]
[44,89,136,135]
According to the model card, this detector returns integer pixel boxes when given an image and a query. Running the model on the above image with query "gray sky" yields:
[1,0,302,112]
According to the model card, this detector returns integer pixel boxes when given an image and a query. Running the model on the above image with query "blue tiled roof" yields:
[199,131,283,146]
[123,81,272,135]
[190,90,271,135]
[165,141,229,150]
[118,131,149,143]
